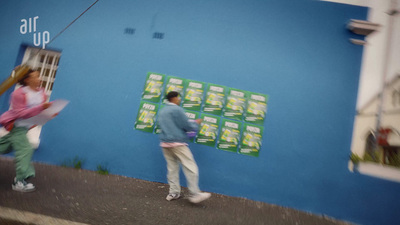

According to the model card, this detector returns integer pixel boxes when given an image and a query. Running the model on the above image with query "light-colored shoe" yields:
[189,192,211,203]
[12,178,35,192]
[166,193,180,201]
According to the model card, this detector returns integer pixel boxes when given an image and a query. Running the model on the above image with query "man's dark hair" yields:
[18,69,36,86]
[166,91,180,101]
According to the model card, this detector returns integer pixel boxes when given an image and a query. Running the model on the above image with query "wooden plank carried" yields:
[0,65,31,96]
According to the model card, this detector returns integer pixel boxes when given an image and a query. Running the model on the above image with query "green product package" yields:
[244,92,268,125]
[239,123,264,157]
[163,76,186,104]
[203,84,226,116]
[195,114,220,147]
[182,80,205,111]
[217,119,242,152]
[223,88,248,121]
[141,72,165,103]
[134,101,159,133]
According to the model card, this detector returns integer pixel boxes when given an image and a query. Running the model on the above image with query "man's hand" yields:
[195,119,203,124]
[42,102,52,110]
[14,65,21,71]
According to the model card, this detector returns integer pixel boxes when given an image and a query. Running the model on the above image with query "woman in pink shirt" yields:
[0,70,51,192]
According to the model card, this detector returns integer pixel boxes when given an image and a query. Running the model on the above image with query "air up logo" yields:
[20,16,50,49]
[189,82,202,89]
[143,103,155,110]
[231,90,244,97]
[185,112,196,119]
[210,86,223,93]
[246,126,260,133]
[251,94,265,102]
[251,95,265,102]
[149,74,162,80]
[225,121,238,129]
[203,116,217,124]
[170,78,182,84]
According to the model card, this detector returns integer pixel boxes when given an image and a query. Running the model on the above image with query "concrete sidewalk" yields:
[0,157,353,225]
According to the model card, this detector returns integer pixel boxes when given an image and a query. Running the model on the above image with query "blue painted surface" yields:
[1,0,399,224]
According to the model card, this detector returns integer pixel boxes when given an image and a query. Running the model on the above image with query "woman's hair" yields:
[18,69,36,86]
[166,91,180,101]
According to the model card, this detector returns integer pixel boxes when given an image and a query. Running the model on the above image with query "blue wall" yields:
[1,0,399,224]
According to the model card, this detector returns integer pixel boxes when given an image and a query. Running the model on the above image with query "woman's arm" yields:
[10,88,50,119]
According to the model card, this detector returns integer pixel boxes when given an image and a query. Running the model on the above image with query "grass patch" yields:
[97,164,109,175]
[350,153,363,164]
[61,156,85,169]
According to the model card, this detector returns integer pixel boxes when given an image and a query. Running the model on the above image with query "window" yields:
[350,76,400,183]
[20,46,61,96]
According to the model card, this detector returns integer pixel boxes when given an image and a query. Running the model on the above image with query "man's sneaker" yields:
[12,178,35,192]
[188,192,211,203]
[166,193,180,201]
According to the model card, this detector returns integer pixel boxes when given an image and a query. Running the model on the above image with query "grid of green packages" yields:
[134,72,269,157]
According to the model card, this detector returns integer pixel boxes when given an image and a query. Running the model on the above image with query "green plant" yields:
[61,156,85,169]
[363,150,381,163]
[350,153,363,164]
[97,164,109,175]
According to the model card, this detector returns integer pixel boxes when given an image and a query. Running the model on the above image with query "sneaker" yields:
[166,193,180,201]
[12,178,35,192]
[188,192,211,203]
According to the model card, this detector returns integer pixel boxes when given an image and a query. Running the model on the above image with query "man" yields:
[157,91,211,203]
[0,70,51,192]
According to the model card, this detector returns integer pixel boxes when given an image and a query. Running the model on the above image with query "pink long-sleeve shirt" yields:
[0,87,47,131]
